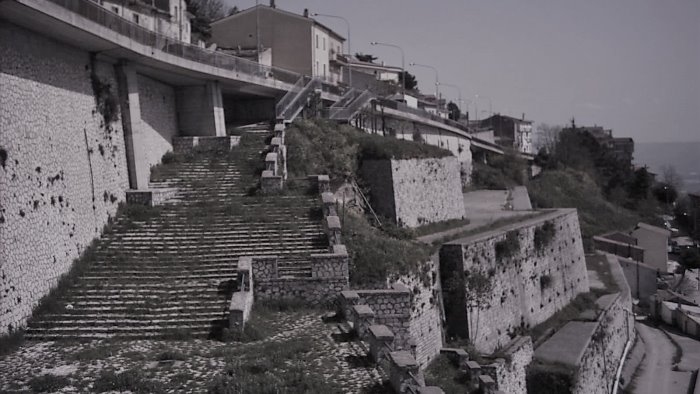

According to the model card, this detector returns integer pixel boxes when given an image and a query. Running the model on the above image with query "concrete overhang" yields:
[1,0,341,102]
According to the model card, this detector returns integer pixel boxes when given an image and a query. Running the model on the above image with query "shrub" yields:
[342,212,432,286]
[471,149,528,189]
[534,221,556,253]
[28,374,70,392]
[495,231,521,261]
[93,369,163,393]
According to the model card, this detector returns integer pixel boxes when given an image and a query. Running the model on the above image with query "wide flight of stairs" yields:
[25,131,328,340]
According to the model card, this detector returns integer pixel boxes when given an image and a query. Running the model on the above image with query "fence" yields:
[46,0,300,84]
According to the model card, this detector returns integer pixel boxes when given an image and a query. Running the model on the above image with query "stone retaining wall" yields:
[440,209,590,352]
[0,22,129,335]
[362,157,465,228]
[251,252,349,305]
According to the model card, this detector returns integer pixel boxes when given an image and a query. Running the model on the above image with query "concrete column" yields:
[176,81,226,137]
[115,61,149,190]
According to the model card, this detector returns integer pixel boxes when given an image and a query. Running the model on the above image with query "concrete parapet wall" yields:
[172,136,240,154]
[251,255,349,305]
[0,22,129,335]
[362,157,465,228]
[530,254,635,394]
[440,209,590,353]
[125,188,177,206]
[593,236,645,262]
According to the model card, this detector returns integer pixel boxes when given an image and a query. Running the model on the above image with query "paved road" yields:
[666,330,700,372]
[631,323,691,394]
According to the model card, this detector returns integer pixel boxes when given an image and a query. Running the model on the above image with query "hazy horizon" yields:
[224,0,700,144]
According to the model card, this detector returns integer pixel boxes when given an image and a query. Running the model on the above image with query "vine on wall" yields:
[89,54,119,130]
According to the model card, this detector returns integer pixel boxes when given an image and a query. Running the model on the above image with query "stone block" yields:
[418,387,445,394]
[479,375,496,394]
[368,324,395,363]
[260,172,283,193]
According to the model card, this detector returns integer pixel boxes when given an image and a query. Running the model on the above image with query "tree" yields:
[652,182,678,206]
[227,6,239,16]
[398,71,418,91]
[355,53,377,63]
[679,248,700,271]
[186,0,227,40]
[447,101,460,121]
[535,123,562,154]
[661,165,684,190]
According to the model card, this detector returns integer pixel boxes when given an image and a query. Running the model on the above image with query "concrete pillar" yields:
[176,81,225,137]
[115,61,149,190]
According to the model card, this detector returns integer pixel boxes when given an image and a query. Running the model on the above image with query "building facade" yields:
[209,4,345,84]
[99,0,192,43]
[480,114,534,154]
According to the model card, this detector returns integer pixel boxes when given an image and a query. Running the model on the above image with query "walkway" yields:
[629,322,692,394]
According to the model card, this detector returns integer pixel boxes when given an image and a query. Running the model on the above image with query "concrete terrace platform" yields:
[417,188,536,244]
[533,321,597,367]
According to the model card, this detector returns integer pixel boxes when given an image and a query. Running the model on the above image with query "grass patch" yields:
[93,369,163,393]
[286,119,451,181]
[28,374,71,393]
[529,293,598,344]
[423,355,470,394]
[495,230,521,261]
[342,212,432,286]
[209,336,343,394]
[0,328,25,358]
[471,149,528,190]
[413,218,471,237]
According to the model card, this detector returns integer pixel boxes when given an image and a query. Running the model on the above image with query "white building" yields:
[99,0,192,43]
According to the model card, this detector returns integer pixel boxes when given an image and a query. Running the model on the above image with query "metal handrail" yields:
[330,90,374,120]
[279,78,322,121]
[377,98,470,133]
[275,76,309,116]
[46,0,301,84]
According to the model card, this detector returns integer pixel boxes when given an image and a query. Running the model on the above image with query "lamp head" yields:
[370,41,378,45]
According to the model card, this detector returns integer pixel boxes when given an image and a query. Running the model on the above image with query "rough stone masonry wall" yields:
[441,209,590,353]
[135,74,178,176]
[363,157,465,228]
[0,22,129,335]
[392,258,444,367]
[571,293,632,394]
[571,255,635,394]
[482,336,534,394]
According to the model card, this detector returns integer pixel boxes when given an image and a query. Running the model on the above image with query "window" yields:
[323,64,326,77]
[111,6,119,14]
[133,13,140,24]
[315,34,319,49]
[315,61,319,75]
[323,37,326,50]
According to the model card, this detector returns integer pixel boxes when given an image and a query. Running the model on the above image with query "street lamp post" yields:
[438,82,462,118]
[312,13,352,87]
[409,62,439,112]
[474,94,493,121]
[370,41,405,97]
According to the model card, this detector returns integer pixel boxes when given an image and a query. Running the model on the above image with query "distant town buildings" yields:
[479,114,534,154]
[210,3,345,84]
[99,0,192,43]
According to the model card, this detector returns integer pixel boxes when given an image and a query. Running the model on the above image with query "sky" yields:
[224,0,700,143]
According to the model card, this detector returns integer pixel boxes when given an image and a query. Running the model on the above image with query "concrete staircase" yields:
[25,132,328,340]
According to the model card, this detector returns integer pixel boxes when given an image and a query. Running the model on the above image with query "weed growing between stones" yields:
[93,369,163,393]
[495,230,521,261]
[89,54,119,129]
[534,221,557,253]
[0,327,25,357]
[423,354,471,393]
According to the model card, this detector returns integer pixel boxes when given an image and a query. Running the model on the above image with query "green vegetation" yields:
[285,119,452,181]
[470,149,528,190]
[526,362,575,394]
[413,218,471,237]
[342,212,432,286]
[495,230,521,261]
[0,328,25,358]
[534,221,556,253]
[424,355,470,393]
[529,169,658,249]
[28,374,71,393]
[93,369,163,393]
